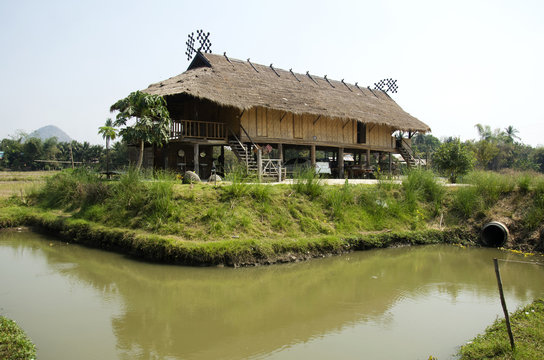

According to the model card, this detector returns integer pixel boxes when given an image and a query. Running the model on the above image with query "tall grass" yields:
[221,164,253,199]
[451,171,516,218]
[324,180,354,218]
[402,169,445,214]
[292,168,323,198]
[465,171,516,203]
[39,168,108,210]
[524,177,544,229]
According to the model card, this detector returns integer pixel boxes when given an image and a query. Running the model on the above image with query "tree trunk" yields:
[137,139,144,170]
[106,138,110,179]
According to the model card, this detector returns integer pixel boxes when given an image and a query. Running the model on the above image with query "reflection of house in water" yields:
[137,52,430,179]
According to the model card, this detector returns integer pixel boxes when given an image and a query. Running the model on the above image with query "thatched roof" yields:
[144,53,430,132]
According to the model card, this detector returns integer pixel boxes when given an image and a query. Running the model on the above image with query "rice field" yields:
[0,171,56,199]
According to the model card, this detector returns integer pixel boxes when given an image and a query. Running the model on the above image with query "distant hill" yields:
[27,125,72,143]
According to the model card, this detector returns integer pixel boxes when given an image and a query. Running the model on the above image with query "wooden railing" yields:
[396,138,423,168]
[170,120,226,140]
[261,158,285,182]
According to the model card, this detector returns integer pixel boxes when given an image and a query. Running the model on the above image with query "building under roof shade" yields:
[139,52,430,179]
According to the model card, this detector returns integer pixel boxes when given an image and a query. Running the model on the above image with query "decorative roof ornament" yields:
[185,30,212,61]
[374,78,398,94]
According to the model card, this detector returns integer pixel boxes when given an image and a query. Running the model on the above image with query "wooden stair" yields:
[228,138,258,172]
[397,139,418,169]
[228,138,284,180]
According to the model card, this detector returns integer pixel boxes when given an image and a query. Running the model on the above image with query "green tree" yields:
[472,140,499,169]
[411,133,441,158]
[0,137,23,170]
[110,140,129,169]
[532,147,544,173]
[504,125,520,143]
[98,118,117,176]
[432,138,474,183]
[475,123,493,142]
[110,91,171,169]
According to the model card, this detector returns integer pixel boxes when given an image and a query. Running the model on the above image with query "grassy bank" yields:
[0,316,36,360]
[1,168,543,265]
[458,298,544,359]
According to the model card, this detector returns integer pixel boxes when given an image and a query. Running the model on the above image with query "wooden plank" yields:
[281,113,293,139]
[303,114,313,140]
[257,107,268,137]
[294,114,303,139]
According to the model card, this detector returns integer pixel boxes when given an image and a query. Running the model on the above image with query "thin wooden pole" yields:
[389,152,392,176]
[338,147,344,179]
[193,143,199,176]
[493,258,515,350]
[257,147,262,182]
[69,143,74,169]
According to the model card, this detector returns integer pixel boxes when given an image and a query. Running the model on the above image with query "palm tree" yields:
[504,125,520,143]
[475,123,493,141]
[110,91,171,170]
[98,118,117,176]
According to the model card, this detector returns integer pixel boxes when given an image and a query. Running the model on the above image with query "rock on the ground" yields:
[183,171,201,184]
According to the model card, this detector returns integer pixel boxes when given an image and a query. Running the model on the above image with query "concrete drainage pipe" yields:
[481,221,509,247]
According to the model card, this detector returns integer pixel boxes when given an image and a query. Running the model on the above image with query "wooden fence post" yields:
[493,258,515,350]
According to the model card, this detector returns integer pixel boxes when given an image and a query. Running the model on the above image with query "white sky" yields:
[1,0,543,146]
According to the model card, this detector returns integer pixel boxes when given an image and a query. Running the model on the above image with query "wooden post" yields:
[494,258,515,350]
[220,145,225,174]
[389,152,392,176]
[257,147,262,182]
[338,147,344,179]
[69,143,74,170]
[278,143,283,162]
[366,149,371,167]
[193,143,199,176]
[310,145,316,167]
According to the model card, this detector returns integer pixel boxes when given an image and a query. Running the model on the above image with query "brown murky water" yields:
[1,230,543,360]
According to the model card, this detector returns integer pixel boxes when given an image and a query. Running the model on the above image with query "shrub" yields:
[433,139,475,183]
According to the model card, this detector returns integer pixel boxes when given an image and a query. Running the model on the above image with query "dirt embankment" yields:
[464,193,544,253]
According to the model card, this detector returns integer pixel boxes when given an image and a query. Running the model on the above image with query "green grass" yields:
[458,298,544,360]
[0,316,36,360]
[1,168,543,266]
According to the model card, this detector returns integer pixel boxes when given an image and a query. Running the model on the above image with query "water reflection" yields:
[1,231,543,360]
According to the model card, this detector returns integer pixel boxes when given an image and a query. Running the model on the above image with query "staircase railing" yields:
[227,127,249,168]
[239,124,258,152]
[397,138,423,168]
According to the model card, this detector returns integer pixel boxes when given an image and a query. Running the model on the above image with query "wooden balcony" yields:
[170,120,226,141]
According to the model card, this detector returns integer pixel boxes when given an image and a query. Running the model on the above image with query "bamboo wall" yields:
[166,97,396,150]
[241,107,395,149]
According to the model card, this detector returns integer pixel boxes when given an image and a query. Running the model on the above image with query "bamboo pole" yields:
[493,258,515,350]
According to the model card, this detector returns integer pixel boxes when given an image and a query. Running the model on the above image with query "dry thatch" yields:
[144,53,430,132]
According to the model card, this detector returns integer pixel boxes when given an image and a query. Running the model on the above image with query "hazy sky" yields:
[1,0,543,146]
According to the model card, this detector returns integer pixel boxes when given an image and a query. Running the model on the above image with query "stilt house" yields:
[141,52,430,179]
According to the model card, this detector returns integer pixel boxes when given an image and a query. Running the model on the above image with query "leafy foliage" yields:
[432,138,475,183]
[110,91,171,169]
[0,316,36,360]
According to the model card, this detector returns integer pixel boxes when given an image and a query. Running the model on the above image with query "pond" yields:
[1,230,543,360]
